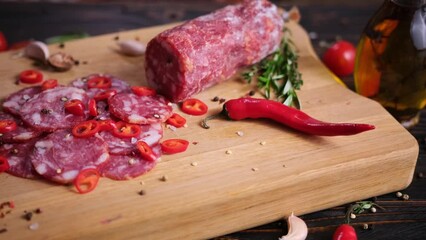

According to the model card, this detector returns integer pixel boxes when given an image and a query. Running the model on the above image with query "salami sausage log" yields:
[145,0,283,102]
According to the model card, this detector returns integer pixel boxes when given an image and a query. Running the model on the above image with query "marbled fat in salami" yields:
[19,87,89,131]
[2,86,42,115]
[108,93,172,124]
[145,0,284,102]
[70,73,131,98]
[0,140,39,179]
[0,111,42,143]
[29,130,109,184]
[100,144,161,180]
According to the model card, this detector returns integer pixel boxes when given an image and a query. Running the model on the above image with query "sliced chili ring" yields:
[131,86,157,96]
[112,121,141,138]
[0,119,17,134]
[88,99,98,117]
[41,79,58,91]
[94,89,117,101]
[136,141,156,162]
[166,113,186,128]
[98,119,116,132]
[181,98,208,116]
[73,168,100,194]
[161,139,189,154]
[19,69,43,84]
[0,156,10,173]
[87,75,112,89]
[72,120,100,138]
[64,99,85,116]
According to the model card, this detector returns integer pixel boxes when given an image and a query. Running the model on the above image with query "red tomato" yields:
[72,120,100,138]
[0,32,8,52]
[0,119,17,134]
[0,156,10,173]
[19,69,43,84]
[73,168,100,194]
[136,141,156,162]
[64,99,85,116]
[41,79,58,91]
[181,98,208,116]
[112,121,141,138]
[131,86,157,96]
[94,89,117,101]
[88,99,98,117]
[161,139,189,154]
[322,40,356,77]
[333,224,358,240]
[166,113,186,128]
[87,76,112,89]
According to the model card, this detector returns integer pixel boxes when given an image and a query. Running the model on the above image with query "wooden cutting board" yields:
[0,21,419,240]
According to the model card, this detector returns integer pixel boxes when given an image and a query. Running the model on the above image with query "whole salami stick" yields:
[145,0,283,102]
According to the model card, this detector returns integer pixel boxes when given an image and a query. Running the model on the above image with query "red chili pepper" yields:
[181,98,208,116]
[41,79,58,91]
[88,99,98,117]
[72,120,100,138]
[0,32,8,52]
[87,75,112,89]
[0,156,10,173]
[98,119,116,132]
[112,121,141,138]
[64,99,85,116]
[201,98,375,136]
[131,86,157,96]
[8,40,31,50]
[0,119,17,133]
[166,113,186,128]
[73,168,100,194]
[136,141,156,162]
[161,139,189,154]
[19,69,43,84]
[333,224,358,240]
[94,89,117,101]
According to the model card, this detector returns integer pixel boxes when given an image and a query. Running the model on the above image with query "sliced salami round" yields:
[100,122,163,155]
[2,86,42,115]
[100,144,160,180]
[70,73,131,98]
[29,130,110,184]
[19,86,89,131]
[108,93,173,124]
[0,111,42,143]
[0,139,39,179]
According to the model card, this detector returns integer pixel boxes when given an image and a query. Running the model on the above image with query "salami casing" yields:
[0,140,39,179]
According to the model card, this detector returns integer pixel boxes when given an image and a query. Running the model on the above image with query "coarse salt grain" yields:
[29,222,39,230]
[251,167,258,172]
[260,141,266,146]
[191,162,198,166]
[236,131,244,136]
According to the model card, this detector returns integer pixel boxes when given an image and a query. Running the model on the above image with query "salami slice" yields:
[100,122,163,155]
[0,111,42,143]
[145,0,283,102]
[19,86,89,131]
[100,144,160,180]
[70,73,131,98]
[0,140,39,179]
[2,86,42,115]
[29,130,109,184]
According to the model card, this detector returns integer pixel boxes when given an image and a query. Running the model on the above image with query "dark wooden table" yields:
[1,1,425,239]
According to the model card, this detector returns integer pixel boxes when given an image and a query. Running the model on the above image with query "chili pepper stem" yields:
[201,113,222,129]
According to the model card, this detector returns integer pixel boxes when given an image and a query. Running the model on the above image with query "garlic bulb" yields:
[117,40,146,56]
[24,41,50,62]
[279,213,308,240]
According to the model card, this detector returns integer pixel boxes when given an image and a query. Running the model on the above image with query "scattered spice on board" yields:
[58,43,65,48]
[225,150,232,155]
[236,131,244,136]
[138,190,145,196]
[114,36,120,41]
[0,228,7,234]
[191,162,198,166]
[23,211,33,221]
[219,98,226,104]
[345,200,384,223]
[160,175,168,182]
[212,96,219,102]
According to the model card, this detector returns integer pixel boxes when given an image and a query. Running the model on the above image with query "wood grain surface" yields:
[0,20,419,239]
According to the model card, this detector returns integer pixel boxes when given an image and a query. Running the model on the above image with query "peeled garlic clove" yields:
[24,41,50,62]
[48,52,75,71]
[117,40,146,56]
[279,213,308,240]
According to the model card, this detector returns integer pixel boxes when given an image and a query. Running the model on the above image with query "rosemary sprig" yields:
[242,28,303,109]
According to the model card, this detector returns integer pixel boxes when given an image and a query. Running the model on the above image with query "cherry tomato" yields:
[333,224,358,240]
[94,89,117,101]
[136,141,156,162]
[88,99,98,117]
[166,113,186,128]
[112,121,141,138]
[73,168,100,194]
[98,119,116,132]
[322,40,356,77]
[0,32,8,52]
[64,99,85,116]
[161,139,189,154]
[41,79,58,91]
[0,156,10,173]
[0,119,17,134]
[72,120,100,138]
[181,98,208,116]
[87,75,112,89]
[131,86,157,96]
[19,69,43,84]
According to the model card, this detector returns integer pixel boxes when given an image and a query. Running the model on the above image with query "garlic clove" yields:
[117,40,146,56]
[48,52,75,71]
[279,212,308,240]
[24,41,50,62]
